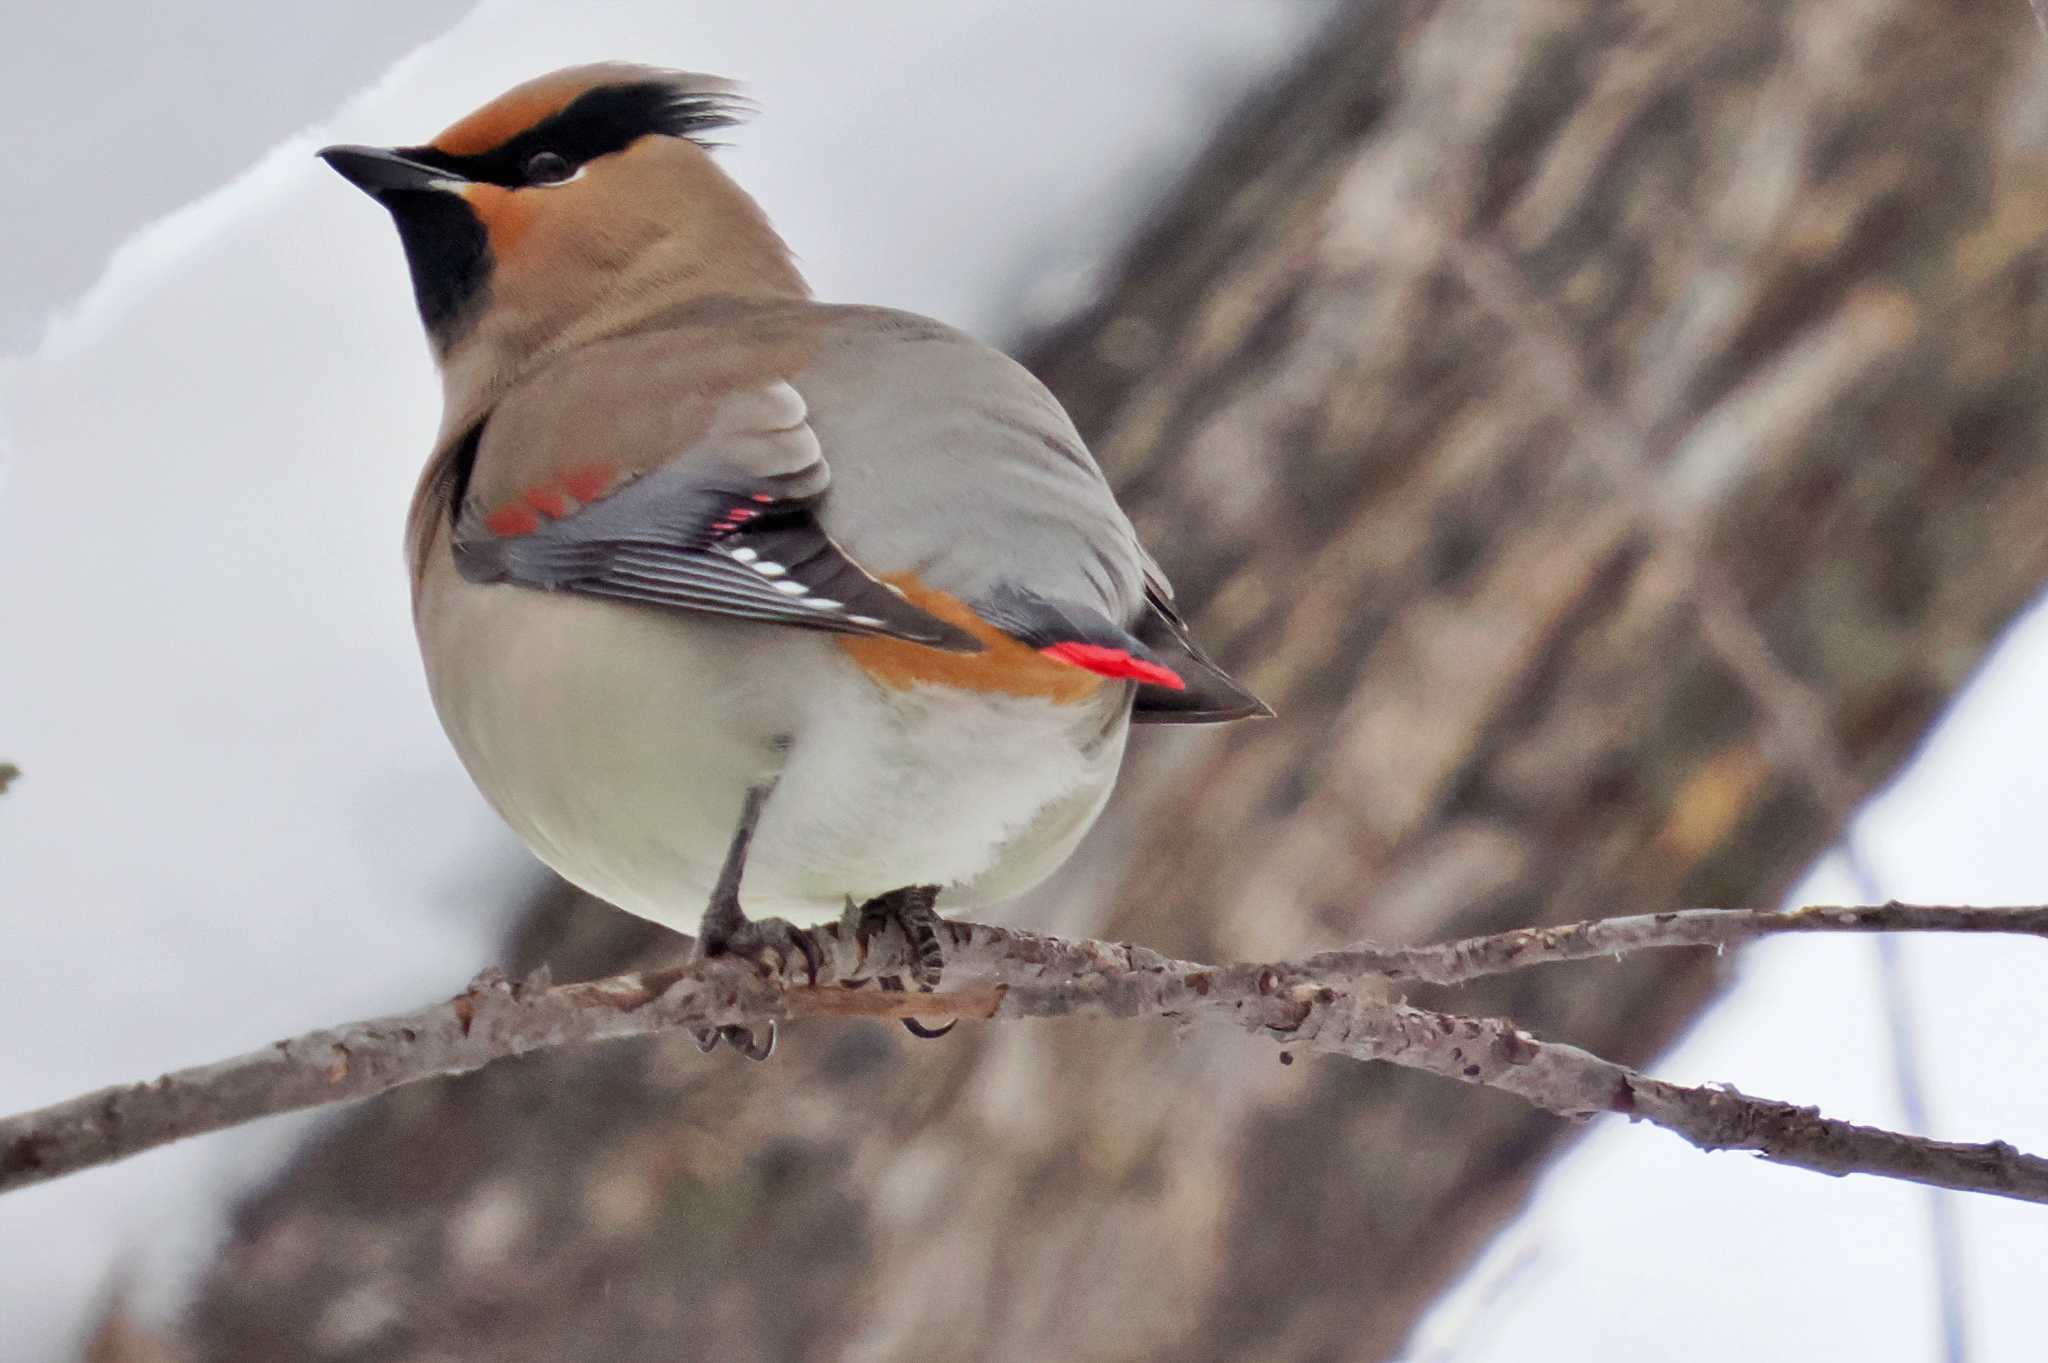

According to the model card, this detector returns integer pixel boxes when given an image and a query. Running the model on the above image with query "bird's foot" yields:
[842,885,953,1039]
[690,912,824,1062]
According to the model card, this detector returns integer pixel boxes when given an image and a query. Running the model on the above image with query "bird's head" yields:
[321,64,804,408]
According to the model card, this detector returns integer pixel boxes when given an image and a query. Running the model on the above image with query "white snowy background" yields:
[0,4,2041,1361]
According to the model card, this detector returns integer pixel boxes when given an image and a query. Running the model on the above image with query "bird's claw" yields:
[698,913,825,986]
[690,1021,777,1061]
[690,913,823,1060]
[848,885,946,992]
[843,885,952,1040]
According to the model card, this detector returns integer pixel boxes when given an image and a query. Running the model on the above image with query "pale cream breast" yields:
[415,546,1132,930]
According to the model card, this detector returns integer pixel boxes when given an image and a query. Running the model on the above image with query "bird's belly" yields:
[417,580,791,926]
[417,576,1129,931]
[747,675,1131,920]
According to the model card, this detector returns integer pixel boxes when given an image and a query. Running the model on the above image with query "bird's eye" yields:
[523,151,573,185]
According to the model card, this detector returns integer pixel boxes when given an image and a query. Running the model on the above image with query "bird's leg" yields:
[841,885,953,1039]
[691,783,822,1061]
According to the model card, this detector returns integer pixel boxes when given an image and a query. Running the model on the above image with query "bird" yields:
[319,63,1268,1057]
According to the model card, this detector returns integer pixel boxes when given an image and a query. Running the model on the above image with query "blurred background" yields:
[4,2,2047,1359]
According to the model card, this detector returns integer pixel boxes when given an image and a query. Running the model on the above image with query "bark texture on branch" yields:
[9,906,2046,1204]
[167,2,2048,1360]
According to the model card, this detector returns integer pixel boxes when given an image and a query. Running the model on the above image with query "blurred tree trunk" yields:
[169,2,2048,1360]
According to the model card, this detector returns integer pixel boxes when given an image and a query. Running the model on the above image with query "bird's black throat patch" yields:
[383,189,490,348]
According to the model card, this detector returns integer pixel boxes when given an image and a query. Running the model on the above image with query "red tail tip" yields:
[1040,642,1186,690]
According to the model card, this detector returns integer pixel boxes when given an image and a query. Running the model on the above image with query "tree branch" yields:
[1294,901,2048,986]
[4,903,2043,1202]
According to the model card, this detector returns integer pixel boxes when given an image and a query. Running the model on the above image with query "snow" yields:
[0,2,475,351]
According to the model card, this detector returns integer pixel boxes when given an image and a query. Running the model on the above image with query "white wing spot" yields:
[800,597,842,611]
[753,561,787,578]
[773,579,810,596]
[849,615,883,627]
[730,547,758,563]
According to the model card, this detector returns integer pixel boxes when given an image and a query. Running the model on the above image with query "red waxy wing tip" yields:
[1039,642,1186,690]
[485,504,542,537]
[523,485,572,518]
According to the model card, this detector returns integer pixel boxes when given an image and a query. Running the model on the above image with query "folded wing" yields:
[446,378,980,652]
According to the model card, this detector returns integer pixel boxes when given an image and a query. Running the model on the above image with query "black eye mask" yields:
[402,82,745,188]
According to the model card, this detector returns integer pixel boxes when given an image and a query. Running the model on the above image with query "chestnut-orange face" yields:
[319,65,745,347]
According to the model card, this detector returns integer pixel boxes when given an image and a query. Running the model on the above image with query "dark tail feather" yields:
[1128,598,1272,725]
[978,582,1273,725]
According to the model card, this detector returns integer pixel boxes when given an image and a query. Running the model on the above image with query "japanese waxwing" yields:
[320,63,1268,1056]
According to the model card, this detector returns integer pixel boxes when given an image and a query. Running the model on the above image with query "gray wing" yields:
[784,305,1270,718]
[450,376,979,651]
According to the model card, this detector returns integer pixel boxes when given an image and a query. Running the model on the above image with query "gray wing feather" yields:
[454,448,979,651]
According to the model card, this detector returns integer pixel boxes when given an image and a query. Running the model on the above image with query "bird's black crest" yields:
[404,81,748,188]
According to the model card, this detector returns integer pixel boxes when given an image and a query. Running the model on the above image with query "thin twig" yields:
[1293,901,2048,986]
[1847,847,1971,1363]
[3,904,2043,1202]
